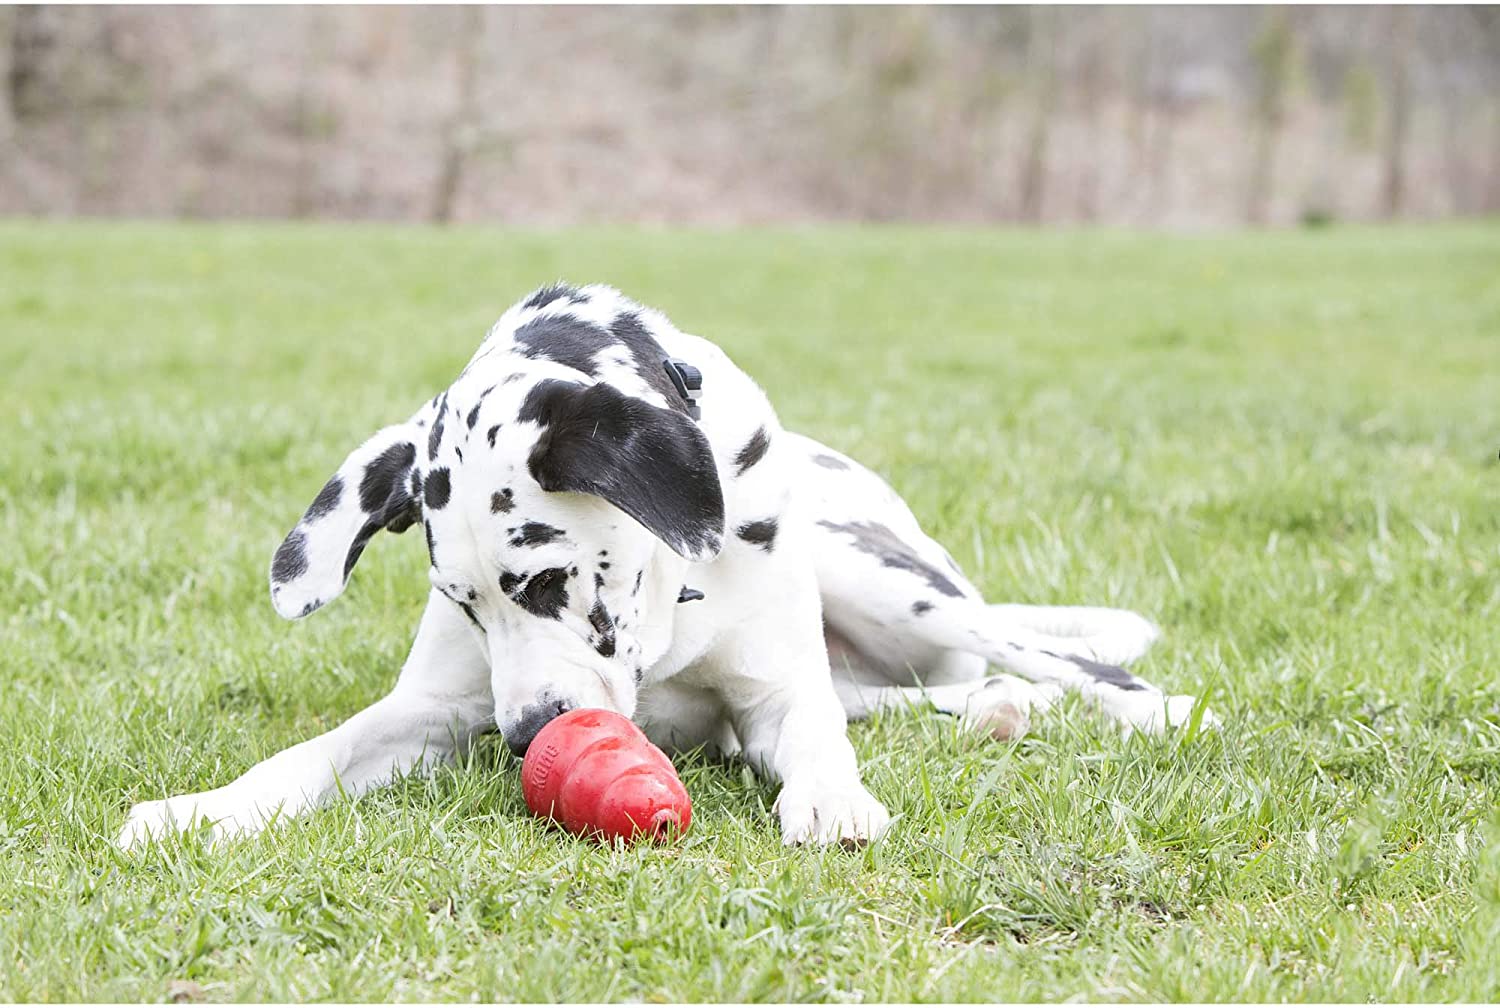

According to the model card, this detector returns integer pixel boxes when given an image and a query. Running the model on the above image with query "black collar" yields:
[662,358,703,420]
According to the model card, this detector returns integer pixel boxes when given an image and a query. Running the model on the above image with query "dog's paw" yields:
[774,780,890,848]
[116,792,266,851]
[959,676,1062,741]
[1119,693,1220,737]
[117,796,211,850]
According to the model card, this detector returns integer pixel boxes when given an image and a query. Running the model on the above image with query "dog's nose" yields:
[505,697,575,757]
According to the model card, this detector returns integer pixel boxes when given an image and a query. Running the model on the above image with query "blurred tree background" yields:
[1,4,1496,227]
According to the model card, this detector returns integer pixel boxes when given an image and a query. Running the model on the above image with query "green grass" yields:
[1,220,1498,1002]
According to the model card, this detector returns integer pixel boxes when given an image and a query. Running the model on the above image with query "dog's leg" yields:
[827,624,1058,741]
[707,579,890,847]
[117,590,494,849]
[901,599,1212,734]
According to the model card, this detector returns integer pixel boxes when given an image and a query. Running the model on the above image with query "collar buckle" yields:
[663,358,703,420]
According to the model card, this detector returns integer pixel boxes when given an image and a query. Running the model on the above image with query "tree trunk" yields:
[1018,6,1056,224]
[431,6,484,225]
[1245,8,1293,225]
[1381,7,1411,218]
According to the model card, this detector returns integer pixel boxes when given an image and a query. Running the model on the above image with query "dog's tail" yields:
[985,604,1159,666]
[915,601,1199,733]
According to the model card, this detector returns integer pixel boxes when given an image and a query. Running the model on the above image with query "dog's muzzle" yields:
[504,697,576,757]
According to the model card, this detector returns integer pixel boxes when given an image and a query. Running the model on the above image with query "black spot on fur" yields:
[424,520,437,564]
[271,529,309,583]
[487,424,501,448]
[599,561,610,570]
[633,571,643,595]
[1055,652,1146,691]
[736,518,779,552]
[490,488,514,514]
[607,312,693,416]
[514,315,612,377]
[427,395,447,461]
[588,599,617,658]
[510,522,565,548]
[457,600,484,632]
[499,570,521,594]
[304,475,343,521]
[424,467,452,510]
[523,283,582,310]
[525,381,724,560]
[360,441,417,513]
[466,402,481,430]
[911,600,934,616]
[515,567,569,620]
[816,520,966,598]
[812,453,850,471]
[734,426,771,476]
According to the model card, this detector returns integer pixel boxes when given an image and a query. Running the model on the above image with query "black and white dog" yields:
[119,284,1212,849]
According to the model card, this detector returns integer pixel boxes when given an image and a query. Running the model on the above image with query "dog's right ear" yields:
[269,423,423,619]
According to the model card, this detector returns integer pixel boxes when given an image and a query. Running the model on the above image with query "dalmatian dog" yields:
[118,283,1211,850]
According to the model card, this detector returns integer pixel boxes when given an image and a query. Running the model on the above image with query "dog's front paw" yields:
[116,792,262,851]
[117,796,210,850]
[774,781,890,848]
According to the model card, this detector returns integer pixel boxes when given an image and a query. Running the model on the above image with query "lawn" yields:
[0,220,1497,1002]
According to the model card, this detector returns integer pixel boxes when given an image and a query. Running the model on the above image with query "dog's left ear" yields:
[268,422,423,619]
[526,380,725,562]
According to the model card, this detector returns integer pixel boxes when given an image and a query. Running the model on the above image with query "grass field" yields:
[1,221,1497,1002]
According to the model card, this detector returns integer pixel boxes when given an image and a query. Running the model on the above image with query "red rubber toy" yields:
[519,708,692,842]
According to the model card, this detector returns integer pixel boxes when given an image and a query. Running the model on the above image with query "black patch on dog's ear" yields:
[424,467,452,510]
[736,518,778,552]
[270,423,422,619]
[360,442,417,513]
[271,529,310,583]
[735,427,770,476]
[305,476,343,521]
[525,381,723,561]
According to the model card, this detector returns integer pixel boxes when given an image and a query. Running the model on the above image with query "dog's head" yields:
[268,366,725,754]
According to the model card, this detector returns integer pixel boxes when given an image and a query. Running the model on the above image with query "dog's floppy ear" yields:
[524,380,725,562]
[269,422,423,619]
